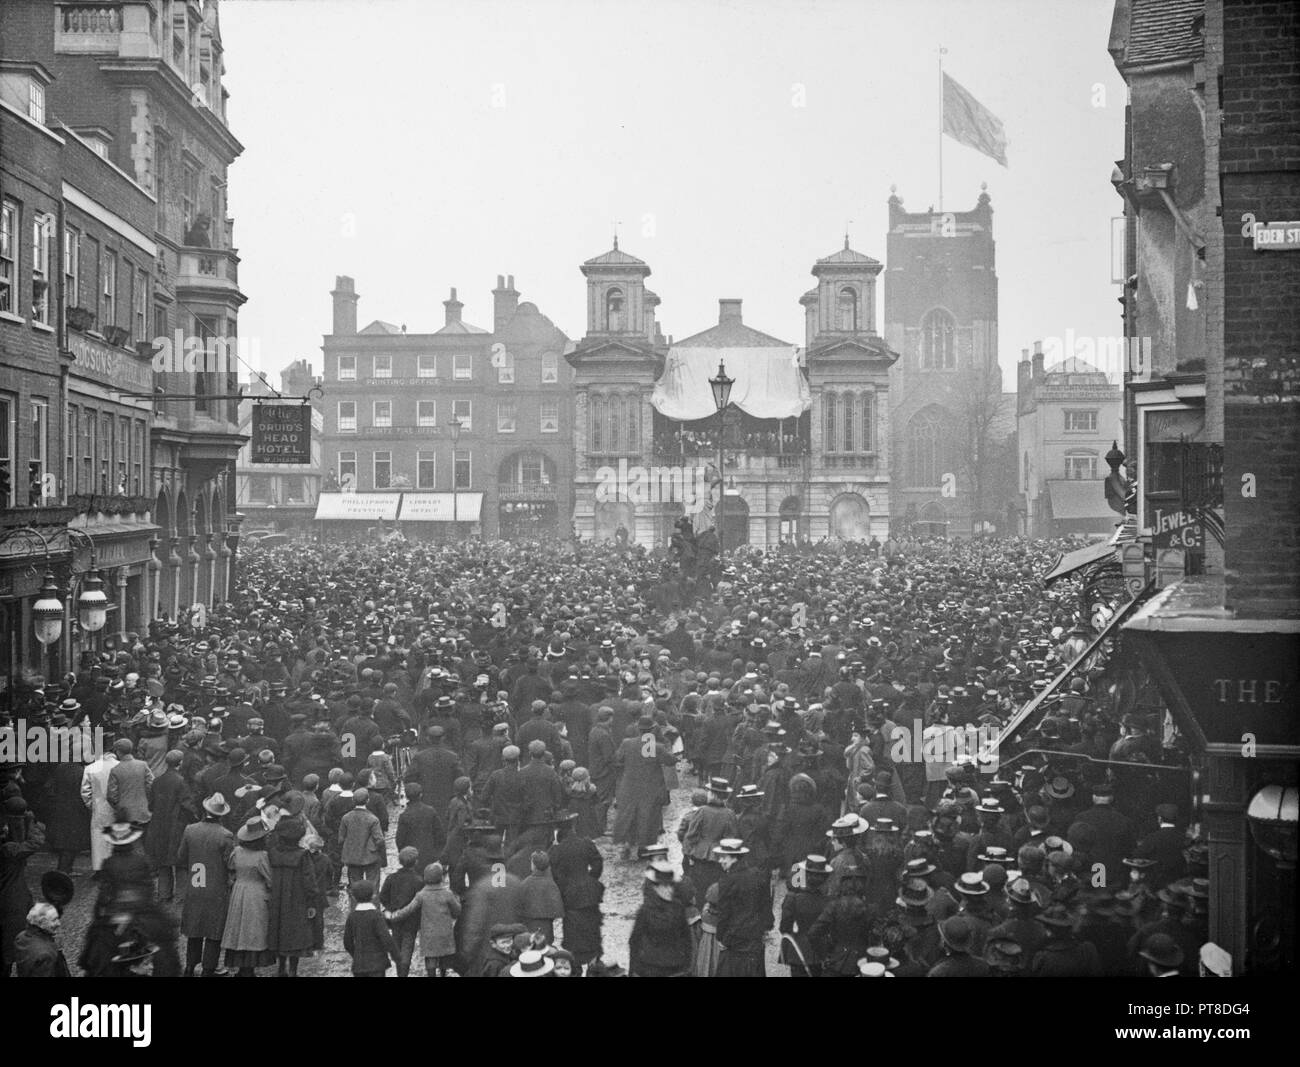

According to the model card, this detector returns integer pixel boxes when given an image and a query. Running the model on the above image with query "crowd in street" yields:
[0,532,1221,977]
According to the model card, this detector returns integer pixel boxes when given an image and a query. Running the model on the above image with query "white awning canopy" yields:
[399,492,483,522]
[651,346,811,421]
[314,493,400,521]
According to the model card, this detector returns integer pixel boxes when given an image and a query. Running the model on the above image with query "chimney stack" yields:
[493,274,519,333]
[331,275,358,336]
[719,298,743,326]
[444,287,463,327]
[1017,347,1032,397]
[1032,339,1045,380]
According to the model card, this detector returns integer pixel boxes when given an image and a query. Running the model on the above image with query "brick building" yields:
[1106,0,1299,974]
[884,186,1017,536]
[1016,340,1124,538]
[317,275,574,540]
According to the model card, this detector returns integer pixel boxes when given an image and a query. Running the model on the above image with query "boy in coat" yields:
[338,788,386,885]
[385,862,463,976]
[378,847,424,977]
[342,880,397,977]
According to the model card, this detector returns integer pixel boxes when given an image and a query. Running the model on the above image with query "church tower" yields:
[884,186,1000,537]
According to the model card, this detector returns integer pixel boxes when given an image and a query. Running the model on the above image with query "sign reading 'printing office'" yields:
[250,404,311,464]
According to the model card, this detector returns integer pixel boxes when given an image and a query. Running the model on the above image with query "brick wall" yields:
[1219,0,1300,616]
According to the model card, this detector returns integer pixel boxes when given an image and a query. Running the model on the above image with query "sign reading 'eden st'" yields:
[250,404,311,464]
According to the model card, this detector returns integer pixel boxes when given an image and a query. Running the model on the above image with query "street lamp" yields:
[66,528,108,635]
[0,526,64,648]
[449,416,462,540]
[709,359,734,555]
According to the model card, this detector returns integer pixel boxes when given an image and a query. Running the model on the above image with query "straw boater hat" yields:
[509,948,555,978]
[713,838,750,857]
[102,822,143,846]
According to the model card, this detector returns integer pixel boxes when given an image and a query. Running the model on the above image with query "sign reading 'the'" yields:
[250,404,311,464]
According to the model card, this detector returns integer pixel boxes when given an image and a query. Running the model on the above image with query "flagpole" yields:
[939,46,947,213]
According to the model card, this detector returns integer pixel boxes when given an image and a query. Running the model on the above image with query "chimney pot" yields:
[719,298,743,325]
[507,274,515,290]
[497,275,504,289]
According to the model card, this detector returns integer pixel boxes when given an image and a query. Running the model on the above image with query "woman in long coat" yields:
[222,817,275,975]
[267,817,321,976]
[43,758,91,872]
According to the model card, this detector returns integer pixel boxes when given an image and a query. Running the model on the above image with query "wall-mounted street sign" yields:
[1252,220,1300,251]
[250,404,311,464]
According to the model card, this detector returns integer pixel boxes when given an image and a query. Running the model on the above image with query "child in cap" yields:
[342,880,397,977]
[378,847,423,977]
[384,862,463,977]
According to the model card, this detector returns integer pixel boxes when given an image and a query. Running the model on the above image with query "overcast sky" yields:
[221,0,1126,388]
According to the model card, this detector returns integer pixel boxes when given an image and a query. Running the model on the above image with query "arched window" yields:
[838,287,858,332]
[590,394,605,452]
[906,406,952,487]
[822,392,837,452]
[606,287,624,332]
[624,395,639,453]
[920,308,956,370]
[842,392,857,453]
[861,392,874,452]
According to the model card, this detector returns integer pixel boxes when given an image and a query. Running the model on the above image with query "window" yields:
[249,474,273,502]
[1065,452,1097,480]
[31,214,51,324]
[117,415,129,492]
[540,400,559,434]
[452,399,472,432]
[590,394,604,452]
[541,351,558,384]
[338,354,356,380]
[417,400,437,428]
[81,409,94,493]
[373,354,392,379]
[497,350,515,384]
[0,397,13,506]
[182,162,198,228]
[99,413,111,491]
[0,201,15,314]
[373,400,392,428]
[134,269,148,341]
[28,81,44,124]
[822,393,837,452]
[417,451,436,489]
[373,450,392,489]
[338,450,357,488]
[63,227,80,311]
[842,392,857,453]
[920,308,956,370]
[606,287,624,331]
[283,475,305,503]
[497,401,516,434]
[1064,409,1098,433]
[838,287,858,332]
[453,450,471,489]
[133,421,144,494]
[100,249,117,329]
[418,354,437,378]
[66,405,77,495]
[904,406,954,488]
[453,352,472,381]
[337,401,357,432]
[30,400,48,504]
[861,392,874,452]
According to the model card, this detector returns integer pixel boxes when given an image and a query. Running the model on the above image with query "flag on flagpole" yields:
[942,72,1009,167]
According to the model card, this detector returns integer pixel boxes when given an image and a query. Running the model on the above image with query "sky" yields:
[220,0,1128,388]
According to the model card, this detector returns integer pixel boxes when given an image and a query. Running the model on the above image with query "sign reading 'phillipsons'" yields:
[251,404,311,464]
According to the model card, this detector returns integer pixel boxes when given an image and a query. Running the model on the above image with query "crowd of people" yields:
[0,531,1220,977]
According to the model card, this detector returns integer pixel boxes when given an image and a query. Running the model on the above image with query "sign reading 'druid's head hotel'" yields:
[250,404,312,464]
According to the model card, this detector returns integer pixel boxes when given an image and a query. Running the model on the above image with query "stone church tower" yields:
[884,186,1001,536]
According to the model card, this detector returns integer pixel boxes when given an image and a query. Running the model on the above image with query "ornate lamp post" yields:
[709,360,734,554]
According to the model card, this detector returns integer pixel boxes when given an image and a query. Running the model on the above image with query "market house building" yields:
[317,275,574,541]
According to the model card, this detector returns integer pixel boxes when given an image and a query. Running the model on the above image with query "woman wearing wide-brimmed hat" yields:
[267,816,322,976]
[629,861,692,977]
[221,816,275,975]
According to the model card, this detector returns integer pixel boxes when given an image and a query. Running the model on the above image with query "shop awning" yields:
[1046,479,1116,521]
[993,586,1151,751]
[399,493,483,522]
[651,346,811,421]
[314,493,400,521]
[1042,539,1119,585]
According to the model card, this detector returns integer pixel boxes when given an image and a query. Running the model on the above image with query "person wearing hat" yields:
[106,737,154,830]
[1068,781,1135,889]
[384,861,462,976]
[267,816,324,977]
[517,739,566,834]
[143,750,195,903]
[467,721,510,797]
[1028,903,1102,976]
[405,725,465,833]
[477,922,527,978]
[778,855,831,976]
[610,716,675,861]
[713,838,771,977]
[927,914,991,977]
[628,860,693,977]
[43,733,94,874]
[888,878,943,975]
[177,792,235,976]
[547,810,605,969]
[984,936,1025,977]
[134,705,173,777]
[858,769,908,830]
[518,850,565,945]
[987,876,1048,962]
[481,744,527,848]
[220,815,276,975]
[1135,803,1186,890]
[964,796,1013,873]
[1137,932,1184,977]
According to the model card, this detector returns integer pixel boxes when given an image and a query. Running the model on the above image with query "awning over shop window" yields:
[993,587,1151,751]
[651,346,811,421]
[1046,480,1118,521]
[399,493,484,522]
[314,493,400,521]
[1042,539,1119,585]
